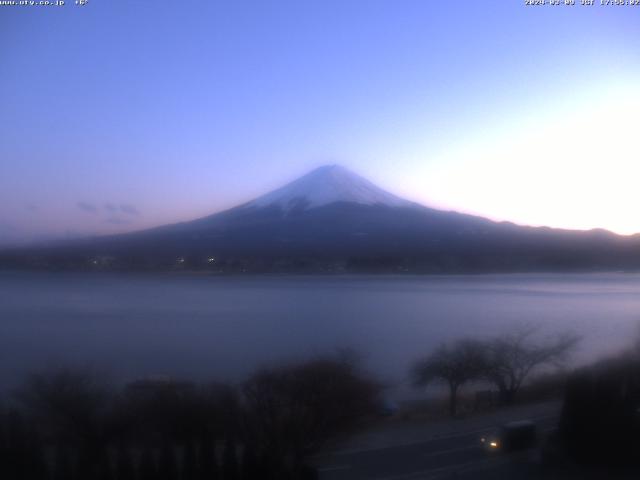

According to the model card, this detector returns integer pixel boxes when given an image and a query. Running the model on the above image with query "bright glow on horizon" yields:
[1,1,639,244]
[414,82,640,235]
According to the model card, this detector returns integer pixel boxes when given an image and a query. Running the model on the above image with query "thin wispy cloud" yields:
[77,202,98,214]
[120,204,140,216]
[78,201,141,219]
[0,221,16,233]
[104,203,119,213]
[105,217,131,225]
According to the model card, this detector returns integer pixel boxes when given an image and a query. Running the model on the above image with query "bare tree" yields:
[412,339,487,417]
[16,369,112,446]
[242,355,379,472]
[484,327,579,405]
[16,369,114,480]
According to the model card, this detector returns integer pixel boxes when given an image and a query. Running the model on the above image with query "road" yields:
[313,402,560,480]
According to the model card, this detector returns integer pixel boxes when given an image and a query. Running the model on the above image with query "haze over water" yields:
[1,271,638,398]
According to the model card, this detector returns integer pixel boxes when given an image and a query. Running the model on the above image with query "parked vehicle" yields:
[480,420,537,453]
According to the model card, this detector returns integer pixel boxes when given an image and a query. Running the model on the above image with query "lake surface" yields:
[1,271,639,398]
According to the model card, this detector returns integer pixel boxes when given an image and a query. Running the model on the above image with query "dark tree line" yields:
[412,327,580,416]
[0,355,380,480]
[558,351,640,466]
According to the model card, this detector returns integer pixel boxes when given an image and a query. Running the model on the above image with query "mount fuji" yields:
[4,165,640,272]
[243,165,414,211]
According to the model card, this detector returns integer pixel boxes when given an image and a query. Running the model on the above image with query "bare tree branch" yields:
[484,327,580,404]
[412,339,487,416]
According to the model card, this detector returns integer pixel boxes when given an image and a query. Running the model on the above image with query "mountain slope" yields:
[2,165,640,273]
[242,165,414,211]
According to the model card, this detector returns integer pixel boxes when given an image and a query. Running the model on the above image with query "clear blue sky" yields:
[1,0,639,244]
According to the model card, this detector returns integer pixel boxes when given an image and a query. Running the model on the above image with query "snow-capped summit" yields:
[14,164,637,275]
[245,164,413,212]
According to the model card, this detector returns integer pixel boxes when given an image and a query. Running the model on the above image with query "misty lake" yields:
[1,271,639,398]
